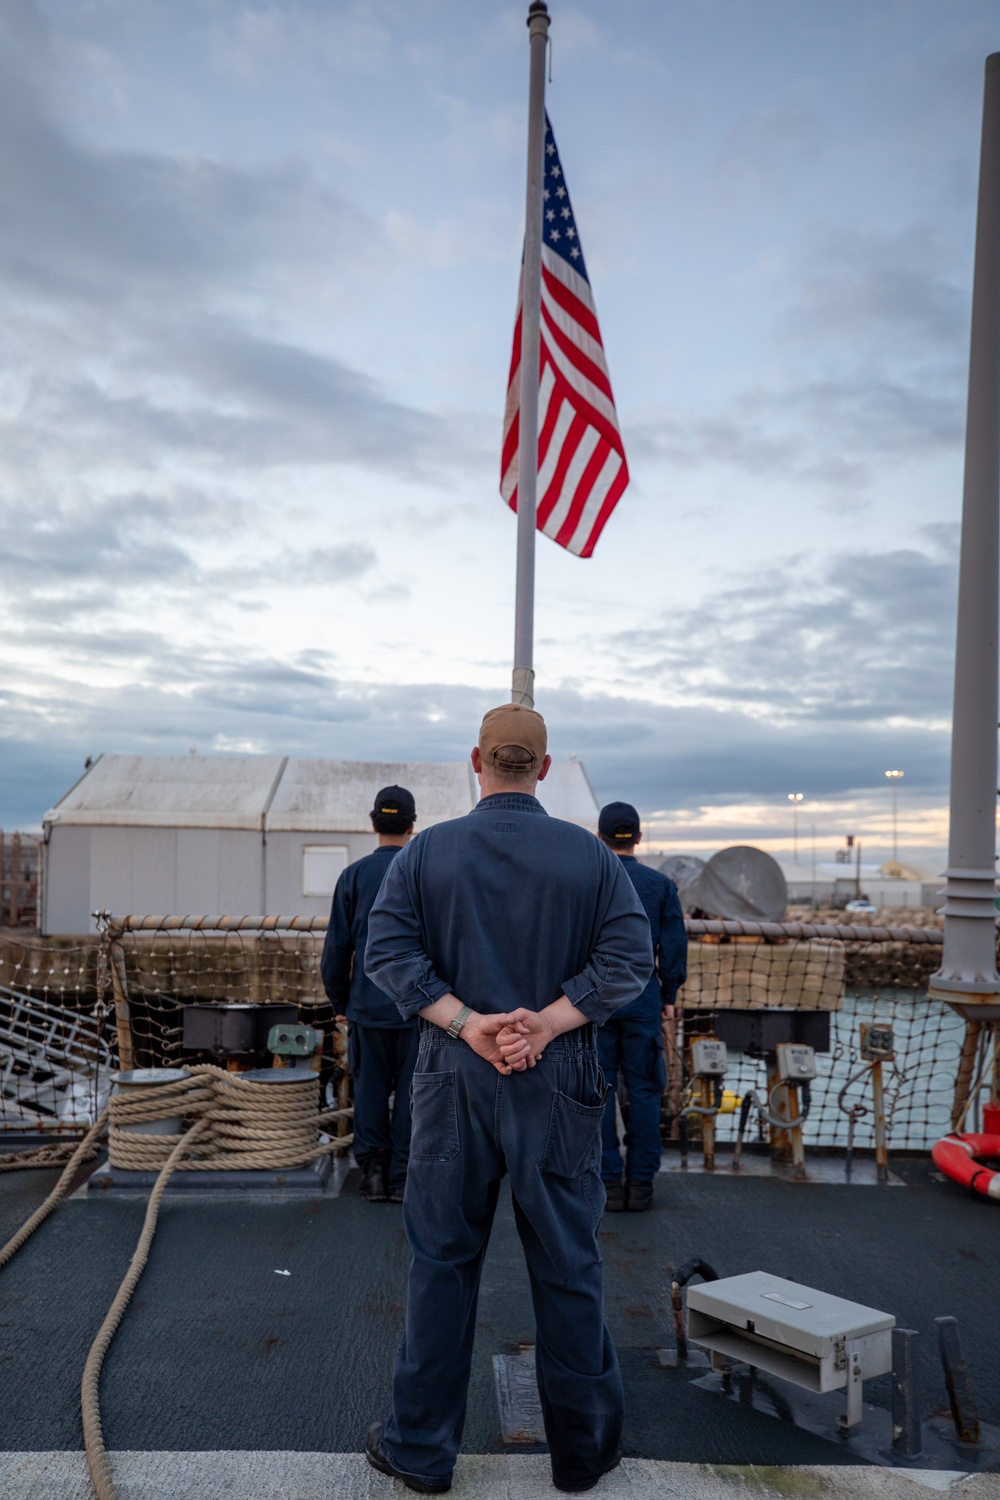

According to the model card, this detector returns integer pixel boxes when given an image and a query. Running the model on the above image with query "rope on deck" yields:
[0,1066,354,1500]
[0,1137,104,1173]
[0,1113,109,1267]
[107,1065,353,1172]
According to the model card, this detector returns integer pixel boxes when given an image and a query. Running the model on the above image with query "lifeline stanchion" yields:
[890,1328,922,1459]
[936,1316,981,1446]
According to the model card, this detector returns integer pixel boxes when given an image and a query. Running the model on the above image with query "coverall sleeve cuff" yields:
[562,974,616,1026]
[393,975,451,1018]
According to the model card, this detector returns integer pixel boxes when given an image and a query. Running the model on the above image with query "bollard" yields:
[936,1316,981,1445]
[111,1069,190,1135]
[891,1328,922,1458]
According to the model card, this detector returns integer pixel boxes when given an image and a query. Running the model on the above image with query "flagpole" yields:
[512,0,550,709]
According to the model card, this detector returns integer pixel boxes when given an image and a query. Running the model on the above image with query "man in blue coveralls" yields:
[596,801,686,1213]
[362,704,652,1495]
[320,785,418,1204]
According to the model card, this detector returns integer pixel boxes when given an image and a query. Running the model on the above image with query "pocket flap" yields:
[409,1070,460,1162]
[539,1089,604,1179]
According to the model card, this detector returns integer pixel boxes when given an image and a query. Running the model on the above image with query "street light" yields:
[787,793,804,863]
[884,770,904,862]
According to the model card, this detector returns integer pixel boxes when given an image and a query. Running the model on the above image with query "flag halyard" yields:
[501,114,628,559]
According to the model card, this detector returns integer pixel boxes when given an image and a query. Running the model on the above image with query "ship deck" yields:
[0,1154,997,1497]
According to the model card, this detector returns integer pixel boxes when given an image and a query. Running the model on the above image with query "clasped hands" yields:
[462,1008,555,1076]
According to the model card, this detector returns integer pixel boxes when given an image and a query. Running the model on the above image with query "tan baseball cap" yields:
[477,703,547,765]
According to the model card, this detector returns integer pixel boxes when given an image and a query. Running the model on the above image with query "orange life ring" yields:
[932,1132,1000,1200]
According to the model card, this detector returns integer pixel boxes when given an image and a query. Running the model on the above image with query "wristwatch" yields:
[446,1004,473,1039]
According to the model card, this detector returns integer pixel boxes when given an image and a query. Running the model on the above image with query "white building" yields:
[41,753,600,935]
[769,855,938,910]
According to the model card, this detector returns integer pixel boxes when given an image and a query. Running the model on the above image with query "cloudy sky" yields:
[1,0,995,868]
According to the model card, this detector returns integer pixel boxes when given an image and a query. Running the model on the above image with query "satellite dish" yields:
[683,845,787,922]
[659,854,706,907]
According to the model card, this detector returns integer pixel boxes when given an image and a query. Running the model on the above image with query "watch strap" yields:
[446,1004,473,1039]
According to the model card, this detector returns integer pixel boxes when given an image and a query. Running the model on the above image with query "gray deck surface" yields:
[0,1157,996,1481]
[0,1453,995,1498]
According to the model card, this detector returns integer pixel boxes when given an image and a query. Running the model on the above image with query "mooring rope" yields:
[81,1115,210,1500]
[0,1136,104,1174]
[0,1065,353,1500]
[107,1065,351,1172]
[0,1112,110,1268]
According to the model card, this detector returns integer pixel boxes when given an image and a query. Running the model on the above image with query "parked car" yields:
[844,898,878,913]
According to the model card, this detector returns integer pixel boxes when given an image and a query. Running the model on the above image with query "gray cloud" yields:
[593,526,957,735]
[627,220,967,500]
[0,526,955,829]
[0,6,365,309]
[778,225,968,357]
[711,106,824,202]
[0,4,475,488]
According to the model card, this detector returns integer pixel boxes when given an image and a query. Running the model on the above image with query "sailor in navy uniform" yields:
[321,785,419,1203]
[595,801,687,1212]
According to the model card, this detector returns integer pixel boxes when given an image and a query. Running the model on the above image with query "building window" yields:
[302,845,349,897]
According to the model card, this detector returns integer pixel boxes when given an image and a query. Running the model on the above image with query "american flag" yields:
[501,114,629,559]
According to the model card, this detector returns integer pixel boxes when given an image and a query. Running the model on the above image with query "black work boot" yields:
[602,1179,625,1213]
[360,1159,388,1202]
[365,1421,451,1493]
[625,1179,653,1212]
[552,1450,622,1492]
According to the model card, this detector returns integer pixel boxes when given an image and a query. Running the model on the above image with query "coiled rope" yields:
[0,1065,353,1500]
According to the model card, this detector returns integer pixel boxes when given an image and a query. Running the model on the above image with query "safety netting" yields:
[675,920,972,1154]
[0,915,994,1158]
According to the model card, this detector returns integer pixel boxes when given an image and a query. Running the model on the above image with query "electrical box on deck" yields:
[859,1023,894,1061]
[776,1043,817,1082]
[690,1039,728,1077]
[686,1270,894,1425]
[268,1022,322,1058]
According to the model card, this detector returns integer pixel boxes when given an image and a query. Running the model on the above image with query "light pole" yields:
[885,770,904,863]
[787,793,804,864]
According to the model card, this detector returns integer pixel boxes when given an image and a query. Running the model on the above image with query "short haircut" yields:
[490,744,537,785]
[371,808,414,836]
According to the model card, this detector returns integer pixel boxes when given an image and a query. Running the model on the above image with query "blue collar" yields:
[474,793,547,815]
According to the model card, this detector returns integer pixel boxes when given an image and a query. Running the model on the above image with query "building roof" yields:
[44,753,599,832]
[267,759,475,832]
[44,754,287,831]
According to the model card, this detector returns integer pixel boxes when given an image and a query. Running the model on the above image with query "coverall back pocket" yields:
[539,1090,604,1179]
[409,1071,460,1162]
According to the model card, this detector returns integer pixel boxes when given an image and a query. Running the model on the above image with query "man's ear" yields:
[635,830,642,846]
[471,746,483,775]
[536,752,552,782]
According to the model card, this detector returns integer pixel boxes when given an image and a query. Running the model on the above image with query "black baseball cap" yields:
[598,801,641,842]
[371,785,416,822]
